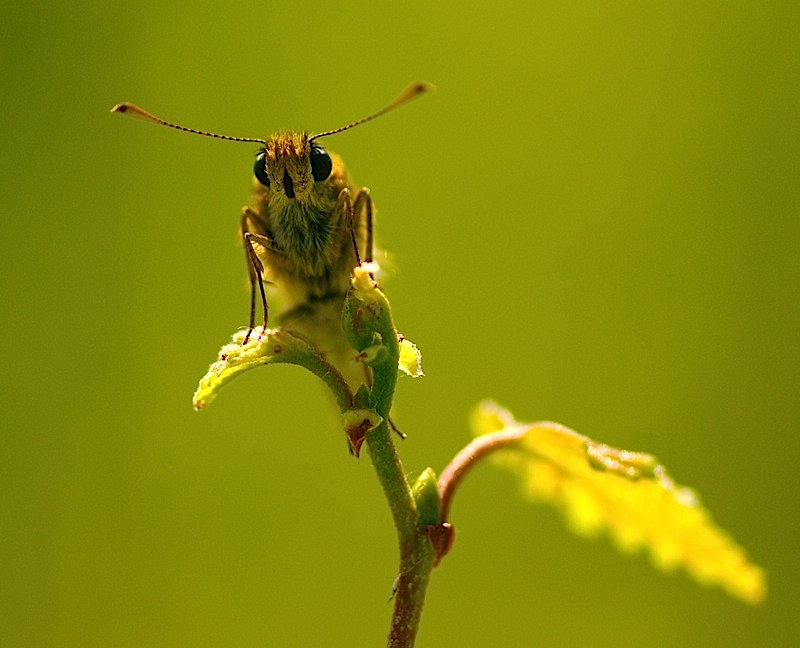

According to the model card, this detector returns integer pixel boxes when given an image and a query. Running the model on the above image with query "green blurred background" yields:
[2,1,798,645]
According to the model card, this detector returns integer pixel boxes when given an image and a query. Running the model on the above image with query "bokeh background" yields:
[2,1,798,646]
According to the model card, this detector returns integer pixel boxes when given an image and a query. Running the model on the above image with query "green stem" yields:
[365,422,435,648]
[366,421,417,534]
[344,268,435,647]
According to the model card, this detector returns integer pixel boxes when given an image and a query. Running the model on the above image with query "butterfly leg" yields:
[240,206,275,344]
[334,187,374,269]
[352,188,374,264]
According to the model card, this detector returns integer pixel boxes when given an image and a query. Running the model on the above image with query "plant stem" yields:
[386,533,435,648]
[366,421,418,534]
[345,270,435,647]
[438,427,527,522]
[365,421,434,647]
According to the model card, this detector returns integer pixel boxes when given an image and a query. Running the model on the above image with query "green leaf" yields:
[342,266,400,418]
[471,401,767,605]
[412,467,441,525]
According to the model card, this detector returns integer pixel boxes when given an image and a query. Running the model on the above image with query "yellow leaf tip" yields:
[398,336,423,377]
[477,403,768,605]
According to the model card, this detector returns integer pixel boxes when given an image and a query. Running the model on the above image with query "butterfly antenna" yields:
[111,103,266,145]
[310,82,432,142]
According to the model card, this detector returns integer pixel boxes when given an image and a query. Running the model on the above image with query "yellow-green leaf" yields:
[193,329,278,410]
[398,336,423,377]
[193,327,353,412]
[471,401,766,605]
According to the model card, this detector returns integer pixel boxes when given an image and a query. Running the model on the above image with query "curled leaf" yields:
[342,266,387,352]
[193,327,353,411]
[343,265,400,418]
[193,329,280,410]
[471,401,766,605]
[341,408,383,457]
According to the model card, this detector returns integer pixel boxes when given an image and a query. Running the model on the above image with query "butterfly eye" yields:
[253,151,270,186]
[310,146,332,182]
